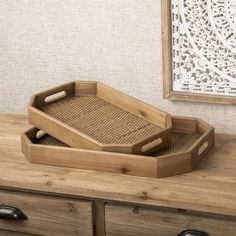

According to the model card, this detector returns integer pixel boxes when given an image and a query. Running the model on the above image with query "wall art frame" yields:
[162,0,236,105]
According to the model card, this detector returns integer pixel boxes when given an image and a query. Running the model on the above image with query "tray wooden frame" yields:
[162,0,236,105]
[28,81,172,155]
[22,117,214,178]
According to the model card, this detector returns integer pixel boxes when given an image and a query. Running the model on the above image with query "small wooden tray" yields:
[28,81,172,155]
[22,117,214,178]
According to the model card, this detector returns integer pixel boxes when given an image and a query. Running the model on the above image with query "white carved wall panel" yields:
[172,0,236,96]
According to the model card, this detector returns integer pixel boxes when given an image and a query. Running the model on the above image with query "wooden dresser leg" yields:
[94,200,106,236]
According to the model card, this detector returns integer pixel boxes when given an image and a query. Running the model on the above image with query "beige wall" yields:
[0,0,235,134]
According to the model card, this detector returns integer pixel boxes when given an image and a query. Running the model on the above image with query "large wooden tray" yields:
[22,117,214,178]
[28,81,172,155]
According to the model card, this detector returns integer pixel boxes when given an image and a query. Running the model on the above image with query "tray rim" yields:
[28,81,172,155]
[22,116,214,178]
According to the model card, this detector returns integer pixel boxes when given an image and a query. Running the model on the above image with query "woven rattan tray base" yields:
[28,81,172,155]
[22,117,214,178]
[35,130,201,157]
[41,96,161,145]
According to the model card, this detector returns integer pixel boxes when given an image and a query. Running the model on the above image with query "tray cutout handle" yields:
[198,141,209,156]
[36,130,47,139]
[141,138,163,153]
[45,90,67,104]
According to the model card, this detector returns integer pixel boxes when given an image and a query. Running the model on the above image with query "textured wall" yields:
[0,0,235,134]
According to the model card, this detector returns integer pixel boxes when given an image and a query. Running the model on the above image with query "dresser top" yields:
[0,114,236,217]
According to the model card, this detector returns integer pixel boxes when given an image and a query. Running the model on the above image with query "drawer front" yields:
[0,230,37,236]
[105,204,236,236]
[0,190,93,236]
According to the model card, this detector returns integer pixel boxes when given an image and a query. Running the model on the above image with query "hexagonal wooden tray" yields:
[21,117,214,178]
[28,81,172,155]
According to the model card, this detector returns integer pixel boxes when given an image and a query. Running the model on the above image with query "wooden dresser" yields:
[0,114,236,236]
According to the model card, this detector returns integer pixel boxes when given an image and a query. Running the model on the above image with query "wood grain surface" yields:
[0,114,236,218]
[0,190,93,236]
[105,204,236,236]
[0,230,37,236]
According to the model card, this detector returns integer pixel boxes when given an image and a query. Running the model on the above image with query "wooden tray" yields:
[21,117,214,178]
[28,81,172,155]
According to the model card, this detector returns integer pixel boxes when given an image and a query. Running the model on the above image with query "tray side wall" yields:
[21,133,31,162]
[96,82,169,128]
[35,81,75,107]
[131,127,172,155]
[26,145,158,178]
[191,126,215,169]
[156,152,192,178]
[28,107,102,150]
[75,81,97,95]
[156,117,215,177]
[172,117,198,134]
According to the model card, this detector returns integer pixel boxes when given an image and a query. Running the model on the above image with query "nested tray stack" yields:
[22,81,215,178]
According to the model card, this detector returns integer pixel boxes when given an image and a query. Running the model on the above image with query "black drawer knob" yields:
[0,205,28,221]
[178,230,209,236]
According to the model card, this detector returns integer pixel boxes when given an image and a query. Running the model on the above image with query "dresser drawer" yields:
[105,204,236,236]
[0,190,93,236]
[0,230,37,236]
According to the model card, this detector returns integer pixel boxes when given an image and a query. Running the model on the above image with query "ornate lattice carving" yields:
[172,0,236,96]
